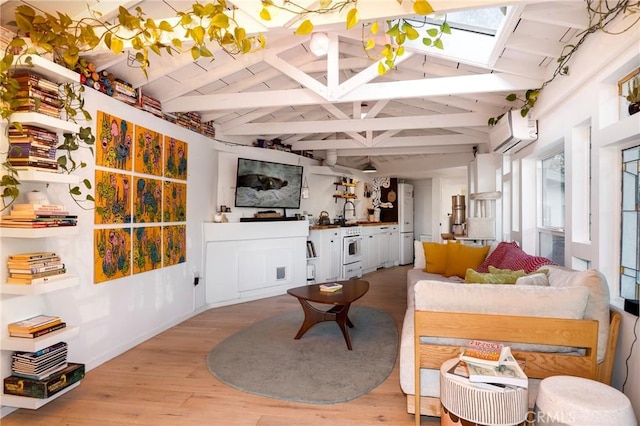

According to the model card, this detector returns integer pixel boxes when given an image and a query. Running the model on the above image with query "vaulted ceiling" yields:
[0,0,589,178]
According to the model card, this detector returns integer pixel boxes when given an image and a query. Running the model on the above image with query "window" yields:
[620,145,640,300]
[539,152,565,265]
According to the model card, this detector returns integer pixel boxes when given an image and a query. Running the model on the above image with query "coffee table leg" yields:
[292,299,355,350]
[333,304,353,350]
[293,298,327,340]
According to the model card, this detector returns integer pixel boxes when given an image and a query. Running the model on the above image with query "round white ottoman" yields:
[535,376,637,425]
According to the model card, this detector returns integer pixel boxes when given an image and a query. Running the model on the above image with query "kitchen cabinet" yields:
[308,228,341,283]
[362,224,400,273]
[362,227,381,274]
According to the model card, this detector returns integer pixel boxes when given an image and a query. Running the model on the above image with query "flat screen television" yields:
[234,158,304,211]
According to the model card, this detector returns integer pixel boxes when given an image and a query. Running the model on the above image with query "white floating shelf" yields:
[0,226,79,238]
[0,382,81,409]
[1,325,79,352]
[12,55,80,84]
[1,275,79,295]
[15,168,79,184]
[7,112,80,134]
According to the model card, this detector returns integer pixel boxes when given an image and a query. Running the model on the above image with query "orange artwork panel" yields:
[96,111,133,170]
[163,181,187,222]
[134,125,163,176]
[164,225,186,266]
[133,226,162,274]
[94,228,131,284]
[94,170,132,224]
[164,136,188,180]
[134,177,163,223]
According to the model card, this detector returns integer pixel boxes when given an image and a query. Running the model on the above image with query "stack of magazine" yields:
[446,340,528,391]
[11,342,69,380]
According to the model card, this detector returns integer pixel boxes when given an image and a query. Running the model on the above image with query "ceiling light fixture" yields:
[362,157,377,173]
[309,32,329,57]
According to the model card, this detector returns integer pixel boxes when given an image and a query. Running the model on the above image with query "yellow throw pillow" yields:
[423,242,449,274]
[445,244,491,278]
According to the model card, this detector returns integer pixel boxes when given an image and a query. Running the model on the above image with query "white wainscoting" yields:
[203,221,309,307]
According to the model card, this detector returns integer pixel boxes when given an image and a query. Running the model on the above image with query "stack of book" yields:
[137,90,163,117]
[111,78,138,105]
[6,251,68,284]
[447,340,528,389]
[7,125,59,172]
[319,282,343,293]
[201,119,216,138]
[7,314,67,339]
[1,205,77,229]
[11,342,69,380]
[4,362,85,399]
[13,72,62,119]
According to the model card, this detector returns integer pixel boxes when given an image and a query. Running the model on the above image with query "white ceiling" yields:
[0,0,588,179]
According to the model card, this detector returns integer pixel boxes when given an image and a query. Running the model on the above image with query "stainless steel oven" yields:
[341,227,362,279]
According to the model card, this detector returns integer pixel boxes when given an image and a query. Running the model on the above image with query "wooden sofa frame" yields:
[410,309,622,423]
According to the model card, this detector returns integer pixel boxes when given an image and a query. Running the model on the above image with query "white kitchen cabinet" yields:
[362,226,380,274]
[309,228,341,283]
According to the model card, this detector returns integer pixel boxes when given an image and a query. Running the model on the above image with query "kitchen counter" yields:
[309,222,398,230]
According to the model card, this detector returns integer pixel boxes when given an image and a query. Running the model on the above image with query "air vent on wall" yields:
[489,109,538,154]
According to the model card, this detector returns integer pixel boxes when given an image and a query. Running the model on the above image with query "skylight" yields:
[400,7,510,66]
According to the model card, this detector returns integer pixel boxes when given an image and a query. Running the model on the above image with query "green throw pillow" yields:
[488,266,527,277]
[464,269,518,284]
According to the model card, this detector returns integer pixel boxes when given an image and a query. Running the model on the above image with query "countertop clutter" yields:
[310,222,398,230]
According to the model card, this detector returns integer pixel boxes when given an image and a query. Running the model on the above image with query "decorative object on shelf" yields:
[619,69,640,116]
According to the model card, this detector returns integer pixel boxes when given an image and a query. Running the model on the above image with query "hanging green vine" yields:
[489,0,640,126]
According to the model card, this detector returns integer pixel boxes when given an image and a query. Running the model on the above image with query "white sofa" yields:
[399,241,620,417]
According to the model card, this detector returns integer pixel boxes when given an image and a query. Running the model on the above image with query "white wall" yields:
[0,89,217,416]
[489,17,640,416]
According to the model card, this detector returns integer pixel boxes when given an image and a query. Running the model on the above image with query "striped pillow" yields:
[476,241,556,273]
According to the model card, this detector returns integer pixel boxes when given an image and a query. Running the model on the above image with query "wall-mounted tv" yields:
[234,158,304,210]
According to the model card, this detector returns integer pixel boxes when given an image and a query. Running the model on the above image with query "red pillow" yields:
[476,241,519,272]
[476,241,556,273]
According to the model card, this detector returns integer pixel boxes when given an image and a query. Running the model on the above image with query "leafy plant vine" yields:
[489,0,640,126]
[1,0,446,210]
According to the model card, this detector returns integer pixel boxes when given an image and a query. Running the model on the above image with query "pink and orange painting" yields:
[96,111,133,170]
[134,125,163,176]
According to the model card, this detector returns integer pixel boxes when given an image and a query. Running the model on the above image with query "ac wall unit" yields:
[489,109,538,154]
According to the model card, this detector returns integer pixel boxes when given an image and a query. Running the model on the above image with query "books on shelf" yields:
[466,350,528,389]
[459,340,510,367]
[306,240,317,258]
[4,362,85,398]
[319,283,343,293]
[9,322,67,338]
[12,342,68,379]
[6,251,71,284]
[8,315,62,333]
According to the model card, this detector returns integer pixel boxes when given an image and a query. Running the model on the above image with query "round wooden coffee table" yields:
[286,279,369,350]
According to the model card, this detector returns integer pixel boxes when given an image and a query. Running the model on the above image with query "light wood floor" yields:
[2,265,439,425]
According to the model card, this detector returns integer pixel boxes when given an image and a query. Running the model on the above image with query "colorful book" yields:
[466,351,528,388]
[10,267,67,280]
[8,263,65,274]
[460,340,510,367]
[319,283,343,292]
[8,252,57,261]
[9,322,67,338]
[8,315,62,333]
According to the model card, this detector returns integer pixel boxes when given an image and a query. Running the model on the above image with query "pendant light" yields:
[362,157,377,173]
[301,175,310,199]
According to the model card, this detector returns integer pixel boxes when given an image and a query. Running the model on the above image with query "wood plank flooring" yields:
[1,265,439,425]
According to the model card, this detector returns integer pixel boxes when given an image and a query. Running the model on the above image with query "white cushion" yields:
[516,272,550,286]
[414,280,590,354]
[413,240,425,269]
[543,266,610,363]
